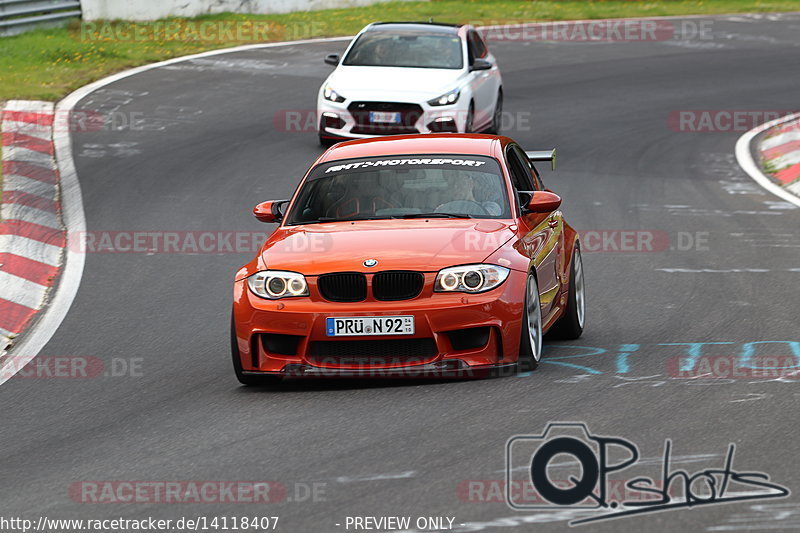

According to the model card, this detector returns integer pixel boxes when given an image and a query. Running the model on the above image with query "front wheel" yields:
[547,244,586,340]
[486,90,503,134]
[518,273,543,371]
[464,103,474,133]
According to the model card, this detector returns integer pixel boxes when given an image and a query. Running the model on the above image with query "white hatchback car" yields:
[317,22,503,146]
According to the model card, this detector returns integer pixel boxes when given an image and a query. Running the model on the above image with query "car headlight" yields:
[247,270,308,299]
[427,89,460,106]
[323,84,346,103]
[434,264,509,294]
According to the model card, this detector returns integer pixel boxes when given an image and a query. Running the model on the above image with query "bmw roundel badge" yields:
[363,259,378,267]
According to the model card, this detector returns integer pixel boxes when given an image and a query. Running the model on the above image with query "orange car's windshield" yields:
[285,155,510,225]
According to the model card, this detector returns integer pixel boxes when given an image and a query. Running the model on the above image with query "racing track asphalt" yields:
[1,13,800,532]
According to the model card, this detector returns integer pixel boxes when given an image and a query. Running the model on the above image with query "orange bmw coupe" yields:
[231,134,584,385]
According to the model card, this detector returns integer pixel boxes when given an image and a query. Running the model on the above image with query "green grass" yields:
[0,0,798,102]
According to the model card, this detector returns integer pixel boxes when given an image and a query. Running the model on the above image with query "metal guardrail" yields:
[0,0,81,36]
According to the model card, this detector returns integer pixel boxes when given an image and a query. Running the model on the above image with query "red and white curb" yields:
[759,114,800,196]
[736,112,800,208]
[1,101,66,352]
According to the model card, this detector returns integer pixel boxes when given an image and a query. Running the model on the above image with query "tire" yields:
[464,103,474,133]
[547,244,586,340]
[231,312,282,387]
[487,90,503,134]
[518,273,543,371]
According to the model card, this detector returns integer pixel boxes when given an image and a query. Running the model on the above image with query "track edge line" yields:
[734,112,800,208]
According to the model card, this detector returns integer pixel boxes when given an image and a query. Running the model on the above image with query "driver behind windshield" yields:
[287,157,510,224]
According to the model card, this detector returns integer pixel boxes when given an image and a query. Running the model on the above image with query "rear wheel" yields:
[231,312,282,387]
[547,244,585,340]
[518,274,543,371]
[487,90,503,134]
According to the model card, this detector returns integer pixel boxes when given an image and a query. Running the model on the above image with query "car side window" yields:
[468,30,488,59]
[512,145,545,190]
[506,145,535,192]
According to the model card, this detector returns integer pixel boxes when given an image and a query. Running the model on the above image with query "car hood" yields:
[326,66,465,101]
[260,220,515,275]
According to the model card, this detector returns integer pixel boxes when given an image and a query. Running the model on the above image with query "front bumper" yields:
[232,271,526,377]
[317,97,469,140]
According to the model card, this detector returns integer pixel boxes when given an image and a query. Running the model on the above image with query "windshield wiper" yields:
[299,213,472,224]
[401,213,474,219]
[301,215,402,224]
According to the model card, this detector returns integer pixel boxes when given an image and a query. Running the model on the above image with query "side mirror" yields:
[470,58,492,71]
[324,54,340,66]
[253,200,287,223]
[525,191,562,213]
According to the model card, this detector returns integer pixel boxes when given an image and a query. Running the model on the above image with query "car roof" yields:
[317,134,506,163]
[365,22,463,34]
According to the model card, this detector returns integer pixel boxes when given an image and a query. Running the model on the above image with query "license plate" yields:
[369,111,401,124]
[326,316,414,337]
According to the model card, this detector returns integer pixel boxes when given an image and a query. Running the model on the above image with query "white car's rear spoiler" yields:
[525,149,556,171]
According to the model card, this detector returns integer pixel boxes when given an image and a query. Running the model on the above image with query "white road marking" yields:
[729,392,769,403]
[335,471,417,483]
[708,502,800,531]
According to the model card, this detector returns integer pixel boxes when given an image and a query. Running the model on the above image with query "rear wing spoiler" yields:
[525,149,556,171]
